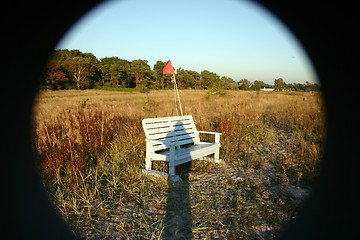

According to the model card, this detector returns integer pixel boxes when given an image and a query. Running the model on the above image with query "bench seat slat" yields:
[149,129,196,140]
[143,115,193,124]
[149,142,219,162]
[152,136,197,152]
[146,120,193,130]
[147,124,193,135]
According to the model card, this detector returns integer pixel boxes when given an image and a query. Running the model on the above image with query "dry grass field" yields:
[32,89,325,239]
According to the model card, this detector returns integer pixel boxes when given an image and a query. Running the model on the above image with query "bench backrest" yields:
[142,115,200,152]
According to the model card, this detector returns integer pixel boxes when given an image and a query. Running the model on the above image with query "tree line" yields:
[41,49,320,92]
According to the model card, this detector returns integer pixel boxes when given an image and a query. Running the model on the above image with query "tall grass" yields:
[32,89,325,238]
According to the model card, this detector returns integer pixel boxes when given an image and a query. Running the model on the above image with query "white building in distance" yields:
[260,87,274,92]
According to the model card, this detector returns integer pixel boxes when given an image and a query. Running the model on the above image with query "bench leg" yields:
[214,148,222,163]
[168,144,180,181]
[145,157,152,170]
[142,147,153,176]
[214,134,222,163]
[145,141,152,170]
[214,148,220,161]
[169,144,175,176]
[169,159,177,181]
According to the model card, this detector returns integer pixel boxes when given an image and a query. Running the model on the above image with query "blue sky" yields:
[56,0,318,84]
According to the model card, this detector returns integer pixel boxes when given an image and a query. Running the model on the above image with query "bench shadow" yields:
[162,121,193,239]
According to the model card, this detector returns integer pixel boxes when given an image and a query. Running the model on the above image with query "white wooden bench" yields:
[142,115,222,181]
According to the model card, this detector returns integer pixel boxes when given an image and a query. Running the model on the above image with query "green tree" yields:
[130,59,153,87]
[174,68,202,89]
[98,57,114,86]
[187,70,201,89]
[44,60,68,90]
[49,49,100,89]
[274,78,286,91]
[292,83,304,91]
[175,67,183,88]
[200,70,220,89]
[64,56,95,89]
[238,79,250,90]
[117,59,133,88]
[98,57,132,87]
[251,80,267,91]
[220,76,235,89]
[303,81,321,92]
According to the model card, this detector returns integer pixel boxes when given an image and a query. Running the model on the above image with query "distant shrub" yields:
[142,94,159,115]
[135,85,150,93]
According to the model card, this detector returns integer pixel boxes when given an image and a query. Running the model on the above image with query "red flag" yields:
[163,60,174,75]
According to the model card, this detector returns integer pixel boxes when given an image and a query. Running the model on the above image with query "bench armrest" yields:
[198,131,222,144]
[198,131,222,135]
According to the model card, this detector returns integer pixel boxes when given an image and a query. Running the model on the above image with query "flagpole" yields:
[173,73,183,116]
[163,59,183,116]
[172,74,179,116]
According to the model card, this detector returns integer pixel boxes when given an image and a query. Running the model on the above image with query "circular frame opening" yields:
[3,1,356,239]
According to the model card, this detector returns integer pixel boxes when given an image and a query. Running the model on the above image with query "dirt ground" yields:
[84,129,310,239]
